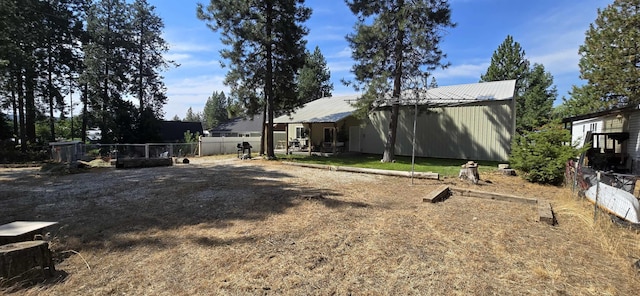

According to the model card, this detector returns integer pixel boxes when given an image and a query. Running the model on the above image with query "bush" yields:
[510,123,579,185]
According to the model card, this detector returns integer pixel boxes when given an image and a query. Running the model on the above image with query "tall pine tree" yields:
[203,91,229,129]
[573,0,640,110]
[481,35,556,133]
[298,46,333,103]
[197,0,311,158]
[130,0,172,117]
[83,0,133,144]
[346,0,454,162]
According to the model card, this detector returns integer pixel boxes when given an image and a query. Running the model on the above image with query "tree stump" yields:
[459,161,479,184]
[0,241,55,281]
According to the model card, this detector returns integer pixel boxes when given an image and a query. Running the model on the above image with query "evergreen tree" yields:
[345,0,454,162]
[480,35,529,96]
[197,0,311,158]
[83,0,133,144]
[481,35,556,133]
[555,85,602,118]
[203,91,229,129]
[571,0,640,110]
[184,107,202,122]
[130,0,173,117]
[519,64,556,132]
[298,46,333,103]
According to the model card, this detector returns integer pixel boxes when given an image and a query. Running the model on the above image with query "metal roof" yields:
[398,79,516,105]
[274,80,516,124]
[211,114,263,132]
[274,94,360,124]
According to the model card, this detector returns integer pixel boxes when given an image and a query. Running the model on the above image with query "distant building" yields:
[210,115,264,137]
[159,121,203,143]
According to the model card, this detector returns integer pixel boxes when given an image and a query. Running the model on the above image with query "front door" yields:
[323,127,334,143]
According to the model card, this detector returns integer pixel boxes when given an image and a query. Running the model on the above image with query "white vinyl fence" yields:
[199,136,262,156]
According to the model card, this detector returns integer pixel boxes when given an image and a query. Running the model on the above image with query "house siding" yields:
[628,112,640,173]
[359,100,513,162]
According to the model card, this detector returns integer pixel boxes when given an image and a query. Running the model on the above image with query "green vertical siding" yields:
[360,100,514,162]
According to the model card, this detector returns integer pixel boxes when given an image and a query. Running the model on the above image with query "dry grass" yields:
[0,156,639,295]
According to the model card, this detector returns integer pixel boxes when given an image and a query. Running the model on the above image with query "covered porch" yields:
[274,95,360,156]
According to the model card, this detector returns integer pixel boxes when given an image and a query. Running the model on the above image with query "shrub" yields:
[510,123,579,185]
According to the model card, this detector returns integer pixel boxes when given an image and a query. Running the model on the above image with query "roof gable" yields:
[274,95,359,124]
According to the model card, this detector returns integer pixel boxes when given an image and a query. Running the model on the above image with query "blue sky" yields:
[153,0,611,119]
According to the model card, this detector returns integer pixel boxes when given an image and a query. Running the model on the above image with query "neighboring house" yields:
[275,79,517,161]
[209,114,264,137]
[159,121,203,143]
[562,106,639,173]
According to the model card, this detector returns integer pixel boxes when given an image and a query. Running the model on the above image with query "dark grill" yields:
[237,142,252,158]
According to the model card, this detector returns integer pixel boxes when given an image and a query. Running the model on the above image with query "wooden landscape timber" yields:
[423,185,451,203]
[115,158,173,169]
[538,201,557,225]
[437,187,556,225]
[450,187,538,204]
[283,162,439,180]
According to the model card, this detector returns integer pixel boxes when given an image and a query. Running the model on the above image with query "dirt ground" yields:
[1,156,639,295]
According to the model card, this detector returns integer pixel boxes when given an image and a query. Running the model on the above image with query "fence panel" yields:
[200,137,262,156]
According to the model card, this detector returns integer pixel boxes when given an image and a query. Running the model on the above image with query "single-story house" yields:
[275,80,516,161]
[562,106,640,173]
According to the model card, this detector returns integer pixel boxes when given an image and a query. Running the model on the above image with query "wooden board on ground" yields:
[538,201,556,225]
[423,185,451,203]
[450,187,537,204]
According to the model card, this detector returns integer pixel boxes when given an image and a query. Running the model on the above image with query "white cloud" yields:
[433,62,489,79]
[529,49,580,75]
[330,47,352,58]
[327,61,353,73]
[164,75,229,119]
[168,41,216,53]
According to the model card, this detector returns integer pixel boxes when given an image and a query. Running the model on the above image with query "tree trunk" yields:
[48,44,56,142]
[138,18,145,111]
[81,83,88,143]
[382,3,405,163]
[260,106,266,155]
[16,70,26,152]
[265,2,275,159]
[10,76,18,140]
[25,67,37,145]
